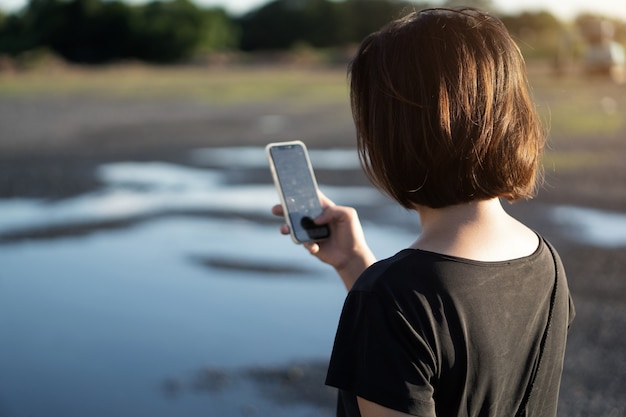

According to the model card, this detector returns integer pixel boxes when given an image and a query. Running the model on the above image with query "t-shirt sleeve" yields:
[325,289,438,417]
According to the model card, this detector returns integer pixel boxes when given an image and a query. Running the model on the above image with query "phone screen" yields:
[268,142,330,243]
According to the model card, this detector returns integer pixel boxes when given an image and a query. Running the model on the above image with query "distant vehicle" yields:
[584,40,625,77]
[580,19,625,83]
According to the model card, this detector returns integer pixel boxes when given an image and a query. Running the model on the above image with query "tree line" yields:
[0,0,624,64]
[0,0,237,63]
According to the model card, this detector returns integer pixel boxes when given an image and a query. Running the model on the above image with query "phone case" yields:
[266,141,329,244]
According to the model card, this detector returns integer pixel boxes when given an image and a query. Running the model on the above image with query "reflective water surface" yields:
[0,147,625,416]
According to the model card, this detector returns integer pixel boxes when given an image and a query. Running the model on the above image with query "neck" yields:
[411,198,538,261]
[417,198,506,237]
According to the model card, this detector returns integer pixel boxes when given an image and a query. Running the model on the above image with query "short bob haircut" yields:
[349,7,545,209]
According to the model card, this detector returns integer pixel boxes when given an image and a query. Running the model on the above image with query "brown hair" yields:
[349,7,545,209]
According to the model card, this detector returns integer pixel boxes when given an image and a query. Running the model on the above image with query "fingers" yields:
[271,204,289,234]
[304,242,320,254]
[271,204,284,216]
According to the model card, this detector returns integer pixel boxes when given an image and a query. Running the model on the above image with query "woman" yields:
[272,8,575,417]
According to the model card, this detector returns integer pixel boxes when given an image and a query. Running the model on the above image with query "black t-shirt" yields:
[325,236,575,417]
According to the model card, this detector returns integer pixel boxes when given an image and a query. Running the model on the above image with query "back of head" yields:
[349,7,545,209]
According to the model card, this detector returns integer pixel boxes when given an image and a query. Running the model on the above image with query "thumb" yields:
[314,206,335,225]
[314,205,351,225]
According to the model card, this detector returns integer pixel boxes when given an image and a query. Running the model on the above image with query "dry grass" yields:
[1,61,625,173]
[0,64,350,105]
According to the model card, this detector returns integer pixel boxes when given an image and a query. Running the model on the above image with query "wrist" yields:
[336,248,376,290]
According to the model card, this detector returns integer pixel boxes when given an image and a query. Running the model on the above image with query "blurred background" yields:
[0,0,625,416]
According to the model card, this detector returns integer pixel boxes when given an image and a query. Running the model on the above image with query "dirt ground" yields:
[1,68,625,416]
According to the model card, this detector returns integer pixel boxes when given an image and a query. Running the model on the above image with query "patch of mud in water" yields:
[162,360,335,417]
[190,255,319,276]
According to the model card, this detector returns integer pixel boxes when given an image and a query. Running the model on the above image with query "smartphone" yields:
[266,141,330,244]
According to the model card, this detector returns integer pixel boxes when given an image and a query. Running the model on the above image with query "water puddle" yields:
[0,147,624,417]
[190,146,361,170]
[0,159,381,240]
[550,205,626,247]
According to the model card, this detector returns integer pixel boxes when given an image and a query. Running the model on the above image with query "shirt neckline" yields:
[398,234,545,267]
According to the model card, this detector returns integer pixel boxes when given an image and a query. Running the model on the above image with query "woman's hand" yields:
[271,193,376,290]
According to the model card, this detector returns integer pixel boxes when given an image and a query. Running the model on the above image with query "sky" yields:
[1,0,626,22]
[211,0,626,21]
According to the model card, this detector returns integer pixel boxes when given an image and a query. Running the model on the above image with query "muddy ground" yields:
[0,74,625,416]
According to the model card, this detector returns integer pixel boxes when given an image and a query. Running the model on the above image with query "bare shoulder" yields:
[496,217,541,259]
[463,215,541,262]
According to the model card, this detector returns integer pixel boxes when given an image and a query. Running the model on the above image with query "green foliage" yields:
[442,0,493,10]
[133,0,205,62]
[2,0,625,64]
[198,8,240,53]
[336,0,430,44]
[0,0,239,63]
[500,10,563,35]
[0,13,33,54]
[499,11,565,59]
[237,0,427,51]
